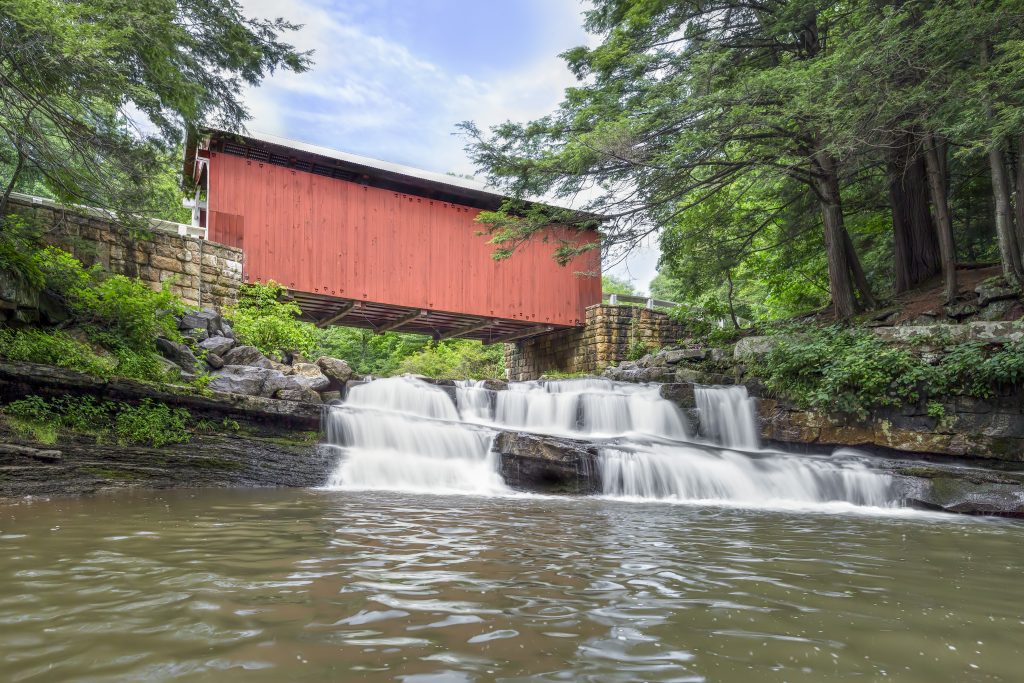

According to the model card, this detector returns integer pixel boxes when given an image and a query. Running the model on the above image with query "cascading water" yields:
[599,384,896,507]
[323,375,900,509]
[694,384,760,449]
[324,376,507,494]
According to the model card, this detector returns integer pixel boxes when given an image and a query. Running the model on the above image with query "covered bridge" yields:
[183,130,601,343]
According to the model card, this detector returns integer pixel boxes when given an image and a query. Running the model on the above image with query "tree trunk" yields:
[726,270,740,329]
[813,150,857,319]
[842,229,876,309]
[1013,135,1024,264]
[888,140,940,292]
[0,150,25,217]
[923,133,959,302]
[989,143,1023,286]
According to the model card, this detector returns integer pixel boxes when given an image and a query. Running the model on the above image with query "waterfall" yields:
[323,376,899,509]
[324,376,507,494]
[488,378,688,439]
[599,445,896,507]
[694,384,759,449]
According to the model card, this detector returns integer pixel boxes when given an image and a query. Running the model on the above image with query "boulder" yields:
[734,335,789,360]
[199,335,235,357]
[317,356,357,390]
[494,431,601,494]
[290,362,330,391]
[661,348,708,364]
[275,388,323,404]
[319,390,343,403]
[204,352,225,370]
[222,345,273,368]
[220,321,235,339]
[155,337,197,373]
[208,365,302,398]
[975,278,1018,307]
[178,309,222,335]
[184,327,209,342]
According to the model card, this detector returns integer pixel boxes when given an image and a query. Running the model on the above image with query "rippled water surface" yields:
[1,489,1022,682]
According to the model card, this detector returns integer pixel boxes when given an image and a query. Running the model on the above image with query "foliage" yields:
[112,399,190,447]
[33,247,183,350]
[2,395,58,443]
[317,326,432,376]
[0,327,114,377]
[0,0,310,221]
[397,339,505,380]
[228,281,319,357]
[461,0,1024,318]
[601,275,637,296]
[752,326,1024,418]
[1,395,191,447]
[0,214,44,289]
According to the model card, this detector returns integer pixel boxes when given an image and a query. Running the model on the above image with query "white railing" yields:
[601,292,680,310]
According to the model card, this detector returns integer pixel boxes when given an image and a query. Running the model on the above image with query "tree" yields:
[601,275,636,296]
[0,0,310,219]
[462,0,879,319]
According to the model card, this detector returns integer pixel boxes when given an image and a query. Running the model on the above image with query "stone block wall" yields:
[6,196,241,311]
[506,304,686,380]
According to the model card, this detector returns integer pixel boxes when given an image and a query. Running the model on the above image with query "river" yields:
[1,488,1022,682]
[2,376,1022,681]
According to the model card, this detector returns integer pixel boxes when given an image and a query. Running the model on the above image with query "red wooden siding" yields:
[206,151,601,326]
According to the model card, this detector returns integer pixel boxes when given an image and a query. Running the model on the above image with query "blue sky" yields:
[239,0,659,292]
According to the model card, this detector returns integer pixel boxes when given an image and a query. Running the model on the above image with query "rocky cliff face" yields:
[0,361,334,498]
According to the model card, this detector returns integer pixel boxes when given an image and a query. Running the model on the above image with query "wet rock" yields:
[494,431,600,494]
[317,356,357,390]
[275,388,323,404]
[290,363,330,391]
[901,474,1024,517]
[319,390,343,403]
[155,337,197,373]
[199,335,235,357]
[222,345,273,369]
[481,379,508,392]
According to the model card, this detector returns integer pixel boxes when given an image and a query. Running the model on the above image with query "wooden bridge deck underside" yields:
[288,291,566,344]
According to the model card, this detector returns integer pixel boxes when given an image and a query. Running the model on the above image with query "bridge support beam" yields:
[377,309,427,334]
[485,325,554,346]
[317,301,361,328]
[437,318,494,341]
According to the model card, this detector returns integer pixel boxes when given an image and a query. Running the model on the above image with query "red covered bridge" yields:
[184,130,601,343]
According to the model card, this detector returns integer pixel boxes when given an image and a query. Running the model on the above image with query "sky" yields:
[238,0,660,294]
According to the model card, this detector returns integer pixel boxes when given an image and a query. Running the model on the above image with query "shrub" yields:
[753,326,931,418]
[112,399,191,447]
[34,247,183,351]
[228,281,318,356]
[397,339,504,379]
[0,214,45,289]
[1,396,58,443]
[0,327,114,377]
[1,395,193,447]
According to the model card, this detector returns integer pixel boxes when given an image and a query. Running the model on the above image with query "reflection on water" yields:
[1,488,1022,682]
